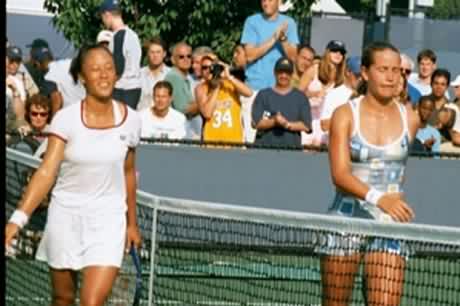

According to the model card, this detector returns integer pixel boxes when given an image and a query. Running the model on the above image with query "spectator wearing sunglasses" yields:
[7,94,52,155]
[165,42,201,139]
[196,54,252,144]
[400,53,421,107]
[298,40,347,146]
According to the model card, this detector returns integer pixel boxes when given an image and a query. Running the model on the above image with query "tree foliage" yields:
[43,0,316,61]
[426,0,460,19]
[336,0,460,19]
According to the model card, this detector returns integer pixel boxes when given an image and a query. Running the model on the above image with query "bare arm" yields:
[280,40,297,62]
[50,91,63,116]
[185,101,200,117]
[450,130,460,146]
[197,83,219,120]
[124,148,142,249]
[244,38,277,64]
[15,136,65,215]
[298,65,315,93]
[124,148,137,227]
[329,105,370,198]
[406,103,420,140]
[228,75,253,98]
[5,136,65,246]
[254,116,276,131]
[320,119,331,133]
[286,121,310,133]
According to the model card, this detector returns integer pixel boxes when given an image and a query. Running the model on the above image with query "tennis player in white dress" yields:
[6,44,142,306]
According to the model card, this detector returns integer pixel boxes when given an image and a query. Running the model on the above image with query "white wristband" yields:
[9,210,29,229]
[365,188,384,206]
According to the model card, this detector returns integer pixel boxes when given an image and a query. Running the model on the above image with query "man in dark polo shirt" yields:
[252,57,311,148]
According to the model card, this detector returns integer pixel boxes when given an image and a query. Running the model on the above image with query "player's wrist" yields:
[9,209,29,229]
[365,188,384,206]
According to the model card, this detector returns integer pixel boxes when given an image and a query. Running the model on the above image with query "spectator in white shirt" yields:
[408,49,437,96]
[45,58,86,115]
[451,74,460,107]
[137,37,171,111]
[139,81,186,140]
[320,56,362,143]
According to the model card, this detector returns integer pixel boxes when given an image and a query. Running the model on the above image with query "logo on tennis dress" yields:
[120,134,127,141]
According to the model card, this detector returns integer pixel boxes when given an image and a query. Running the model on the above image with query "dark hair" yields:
[417,49,437,64]
[362,41,400,69]
[418,95,434,106]
[69,44,113,84]
[431,68,451,85]
[352,79,368,98]
[25,94,52,125]
[154,80,173,96]
[143,36,167,52]
[298,43,315,55]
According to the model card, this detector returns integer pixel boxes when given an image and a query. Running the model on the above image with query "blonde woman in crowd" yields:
[298,40,346,146]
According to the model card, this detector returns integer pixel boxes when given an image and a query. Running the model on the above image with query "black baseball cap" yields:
[7,46,23,61]
[31,47,53,62]
[26,38,49,49]
[99,0,120,13]
[274,57,294,74]
[326,40,347,54]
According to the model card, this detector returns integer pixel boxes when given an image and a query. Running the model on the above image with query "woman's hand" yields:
[377,193,414,222]
[6,75,17,91]
[125,224,142,252]
[5,223,20,248]
[17,124,32,137]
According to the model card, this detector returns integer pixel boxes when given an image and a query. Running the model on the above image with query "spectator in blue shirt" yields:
[241,0,299,91]
[416,96,441,153]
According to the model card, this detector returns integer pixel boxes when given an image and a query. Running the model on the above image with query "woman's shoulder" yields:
[53,101,81,120]
[113,101,141,129]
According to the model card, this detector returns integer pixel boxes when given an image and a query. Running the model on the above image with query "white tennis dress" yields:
[36,100,141,269]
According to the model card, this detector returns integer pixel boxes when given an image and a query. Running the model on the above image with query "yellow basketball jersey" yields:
[202,80,243,143]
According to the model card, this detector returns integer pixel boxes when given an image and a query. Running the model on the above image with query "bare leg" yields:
[320,254,362,306]
[363,252,406,306]
[79,266,119,306]
[50,268,78,306]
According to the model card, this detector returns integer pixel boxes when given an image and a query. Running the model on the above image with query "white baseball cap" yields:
[279,0,293,12]
[451,75,460,87]
[97,30,113,44]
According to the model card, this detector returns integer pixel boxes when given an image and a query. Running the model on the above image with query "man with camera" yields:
[196,54,253,143]
[252,57,311,148]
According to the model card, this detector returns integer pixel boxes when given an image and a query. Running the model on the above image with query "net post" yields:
[147,196,159,306]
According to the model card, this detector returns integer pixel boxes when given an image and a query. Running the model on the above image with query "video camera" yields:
[211,63,225,79]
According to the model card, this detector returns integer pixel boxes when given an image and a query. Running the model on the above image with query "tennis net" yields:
[6,148,460,306]
[5,149,152,305]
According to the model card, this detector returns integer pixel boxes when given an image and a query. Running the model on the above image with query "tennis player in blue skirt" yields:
[320,41,419,306]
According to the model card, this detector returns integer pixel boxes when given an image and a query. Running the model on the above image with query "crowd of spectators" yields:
[5,0,460,155]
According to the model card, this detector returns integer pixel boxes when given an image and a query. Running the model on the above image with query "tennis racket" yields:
[111,245,143,306]
[129,246,142,306]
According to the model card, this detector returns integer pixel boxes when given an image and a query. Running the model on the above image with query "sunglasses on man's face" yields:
[402,68,412,76]
[177,54,192,59]
[31,111,49,118]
